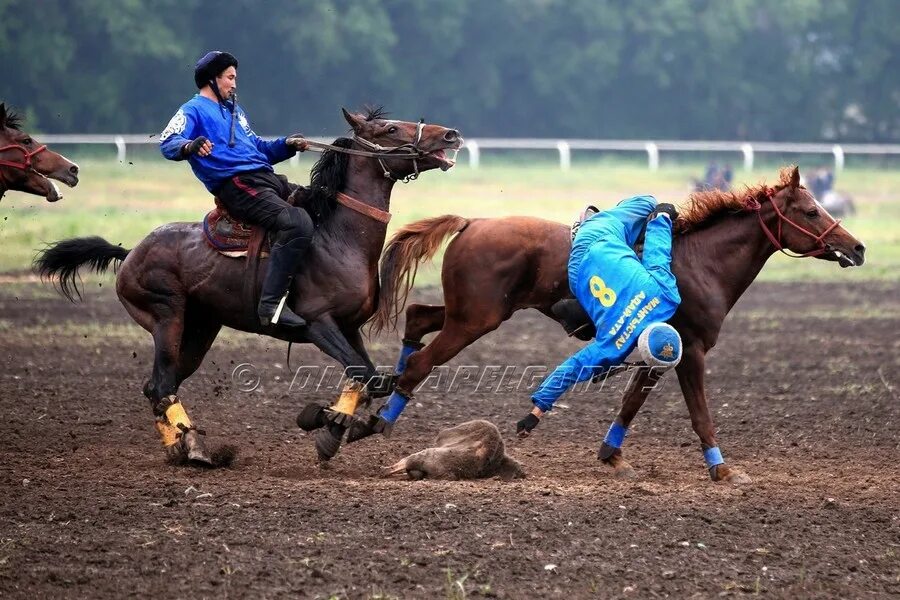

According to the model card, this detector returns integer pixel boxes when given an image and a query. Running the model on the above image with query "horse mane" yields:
[0,103,23,130]
[301,137,353,225]
[364,105,389,121]
[675,166,797,234]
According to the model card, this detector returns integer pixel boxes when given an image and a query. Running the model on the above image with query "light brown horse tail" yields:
[369,214,470,335]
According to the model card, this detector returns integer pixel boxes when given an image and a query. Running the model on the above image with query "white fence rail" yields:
[37,134,900,171]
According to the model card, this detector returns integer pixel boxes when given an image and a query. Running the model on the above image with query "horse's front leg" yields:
[676,345,751,484]
[295,317,380,461]
[598,366,664,479]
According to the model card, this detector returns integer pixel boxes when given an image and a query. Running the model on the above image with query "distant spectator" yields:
[809,167,834,199]
[696,161,731,192]
[703,161,719,188]
[722,164,733,189]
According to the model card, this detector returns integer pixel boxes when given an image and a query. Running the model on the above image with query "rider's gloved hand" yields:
[516,411,541,438]
[648,202,678,222]
[286,134,309,152]
[183,136,213,157]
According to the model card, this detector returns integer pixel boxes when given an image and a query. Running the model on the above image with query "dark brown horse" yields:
[0,103,79,202]
[35,108,461,465]
[364,166,865,483]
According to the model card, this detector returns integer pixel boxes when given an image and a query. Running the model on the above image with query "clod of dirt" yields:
[383,420,525,480]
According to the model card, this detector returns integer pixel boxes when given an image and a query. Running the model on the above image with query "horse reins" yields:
[295,120,429,183]
[745,189,842,258]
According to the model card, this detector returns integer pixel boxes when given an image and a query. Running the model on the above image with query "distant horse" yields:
[819,190,855,218]
[363,166,865,483]
[35,108,461,465]
[0,103,79,202]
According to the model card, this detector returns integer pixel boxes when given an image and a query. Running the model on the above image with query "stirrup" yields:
[260,292,307,328]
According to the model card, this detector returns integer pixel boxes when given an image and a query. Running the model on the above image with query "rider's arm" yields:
[254,135,295,164]
[159,107,198,161]
[239,109,295,164]
[641,214,681,303]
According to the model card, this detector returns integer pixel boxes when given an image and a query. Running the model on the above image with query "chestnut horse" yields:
[365,166,865,483]
[35,108,461,465]
[0,103,79,202]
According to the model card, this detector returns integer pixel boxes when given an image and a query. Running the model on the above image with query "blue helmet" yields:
[637,322,682,369]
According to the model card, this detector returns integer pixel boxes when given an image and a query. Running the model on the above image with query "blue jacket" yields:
[159,94,295,192]
[531,195,681,412]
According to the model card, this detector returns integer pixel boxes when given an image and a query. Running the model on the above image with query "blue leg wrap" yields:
[379,391,409,424]
[603,421,628,449]
[703,446,725,469]
[394,343,419,375]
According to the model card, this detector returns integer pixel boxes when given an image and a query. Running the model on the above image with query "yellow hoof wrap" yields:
[331,381,364,416]
[155,398,194,448]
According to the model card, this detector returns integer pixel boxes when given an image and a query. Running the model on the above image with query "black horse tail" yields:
[368,214,469,335]
[34,236,130,302]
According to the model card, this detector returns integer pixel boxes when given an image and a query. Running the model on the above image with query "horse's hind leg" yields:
[175,311,221,387]
[380,303,447,395]
[128,292,213,465]
[404,303,446,343]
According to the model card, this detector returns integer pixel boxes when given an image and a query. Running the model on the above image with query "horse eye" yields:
[387,126,398,134]
[22,137,32,145]
[806,209,819,218]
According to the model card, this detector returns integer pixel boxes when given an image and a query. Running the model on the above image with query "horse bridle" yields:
[745,188,842,258]
[298,120,430,184]
[353,120,427,183]
[0,142,48,174]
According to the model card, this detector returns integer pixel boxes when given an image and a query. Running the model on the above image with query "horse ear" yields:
[342,107,363,132]
[790,165,801,189]
[0,103,5,128]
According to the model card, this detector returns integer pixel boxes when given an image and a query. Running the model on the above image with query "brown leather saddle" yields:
[202,184,305,258]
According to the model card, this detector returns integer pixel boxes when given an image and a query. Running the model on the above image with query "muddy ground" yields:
[1,280,898,599]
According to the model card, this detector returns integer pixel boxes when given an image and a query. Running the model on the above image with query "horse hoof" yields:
[345,417,377,444]
[297,403,327,431]
[315,426,344,461]
[613,463,639,480]
[183,430,214,466]
[164,430,214,467]
[710,464,752,485]
[723,469,752,485]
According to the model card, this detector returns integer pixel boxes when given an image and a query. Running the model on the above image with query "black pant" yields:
[216,169,313,246]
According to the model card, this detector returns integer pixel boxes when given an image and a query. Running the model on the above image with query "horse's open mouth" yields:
[36,169,79,202]
[45,178,63,202]
[823,248,861,268]
[430,148,458,171]
[33,173,64,202]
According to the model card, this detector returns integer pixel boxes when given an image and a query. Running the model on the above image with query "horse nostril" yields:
[854,244,865,255]
[444,129,459,143]
[69,165,79,175]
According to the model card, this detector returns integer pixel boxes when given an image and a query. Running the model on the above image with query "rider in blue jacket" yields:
[517,195,682,435]
[159,51,312,329]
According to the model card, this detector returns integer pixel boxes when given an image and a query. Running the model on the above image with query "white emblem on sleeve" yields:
[160,109,187,141]
[238,112,253,136]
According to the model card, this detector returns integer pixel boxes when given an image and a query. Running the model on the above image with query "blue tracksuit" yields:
[531,195,681,412]
[159,94,295,192]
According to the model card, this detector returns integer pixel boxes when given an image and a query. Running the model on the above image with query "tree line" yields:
[2,0,898,141]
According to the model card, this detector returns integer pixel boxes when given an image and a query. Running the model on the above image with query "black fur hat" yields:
[194,51,238,89]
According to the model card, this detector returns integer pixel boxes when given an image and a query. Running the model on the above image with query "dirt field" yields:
[1,280,898,599]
